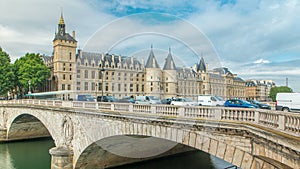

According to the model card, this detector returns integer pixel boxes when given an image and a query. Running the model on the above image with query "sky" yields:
[0,0,299,92]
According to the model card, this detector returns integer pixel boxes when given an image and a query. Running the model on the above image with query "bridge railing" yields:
[1,99,299,137]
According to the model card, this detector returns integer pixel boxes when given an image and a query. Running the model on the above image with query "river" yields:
[0,139,235,169]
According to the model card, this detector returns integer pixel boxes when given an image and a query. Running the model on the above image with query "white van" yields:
[197,95,224,106]
[276,93,300,112]
[135,96,161,104]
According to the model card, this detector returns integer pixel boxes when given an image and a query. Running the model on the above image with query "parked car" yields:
[135,96,161,104]
[161,98,174,105]
[170,98,199,106]
[215,96,225,106]
[118,96,135,103]
[276,93,300,112]
[197,95,224,106]
[77,94,96,102]
[224,99,258,108]
[97,96,118,102]
[248,100,271,110]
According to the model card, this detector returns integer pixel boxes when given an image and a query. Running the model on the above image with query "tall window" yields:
[91,71,95,79]
[84,70,88,79]
[105,83,108,92]
[118,83,121,91]
[130,84,133,92]
[67,84,71,90]
[77,70,80,78]
[69,75,72,80]
[91,82,95,91]
[84,82,88,91]
[69,52,72,60]
[77,82,81,91]
[62,84,65,90]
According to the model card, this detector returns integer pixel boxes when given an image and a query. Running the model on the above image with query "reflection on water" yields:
[0,139,234,169]
[0,138,54,169]
[110,150,233,169]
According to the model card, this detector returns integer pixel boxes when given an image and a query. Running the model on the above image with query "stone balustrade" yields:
[1,99,300,137]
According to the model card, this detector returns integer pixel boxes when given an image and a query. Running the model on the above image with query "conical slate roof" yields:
[145,45,160,68]
[163,47,176,70]
[197,57,206,72]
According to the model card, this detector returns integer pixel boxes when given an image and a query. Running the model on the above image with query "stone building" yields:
[196,57,246,100]
[245,80,275,101]
[43,13,246,101]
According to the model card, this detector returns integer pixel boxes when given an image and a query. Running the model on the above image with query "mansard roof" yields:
[212,67,232,75]
[145,46,160,68]
[76,51,142,69]
[163,48,176,70]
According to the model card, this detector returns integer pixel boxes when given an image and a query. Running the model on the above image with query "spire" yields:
[145,45,160,68]
[59,11,65,25]
[163,47,176,70]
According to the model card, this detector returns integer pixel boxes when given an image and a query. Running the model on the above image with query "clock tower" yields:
[52,13,77,100]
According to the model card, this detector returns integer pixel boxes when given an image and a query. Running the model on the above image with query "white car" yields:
[170,98,199,106]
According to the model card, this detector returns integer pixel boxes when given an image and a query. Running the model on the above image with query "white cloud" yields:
[253,59,270,64]
[0,0,299,91]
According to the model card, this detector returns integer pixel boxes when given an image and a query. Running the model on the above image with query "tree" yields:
[0,48,15,98]
[14,53,50,96]
[270,86,293,101]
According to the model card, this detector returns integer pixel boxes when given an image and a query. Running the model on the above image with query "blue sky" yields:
[0,0,299,91]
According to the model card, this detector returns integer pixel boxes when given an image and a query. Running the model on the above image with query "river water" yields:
[0,139,234,169]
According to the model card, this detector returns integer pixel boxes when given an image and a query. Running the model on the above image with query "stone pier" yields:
[49,146,74,169]
[0,127,7,141]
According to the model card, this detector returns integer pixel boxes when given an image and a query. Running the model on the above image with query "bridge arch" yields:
[72,118,256,169]
[7,113,51,141]
[2,107,66,146]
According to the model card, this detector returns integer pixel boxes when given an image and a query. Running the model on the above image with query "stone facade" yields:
[43,13,246,101]
[245,80,275,101]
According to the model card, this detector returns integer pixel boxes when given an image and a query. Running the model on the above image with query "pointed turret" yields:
[53,12,76,42]
[145,45,160,68]
[197,57,206,72]
[163,47,176,70]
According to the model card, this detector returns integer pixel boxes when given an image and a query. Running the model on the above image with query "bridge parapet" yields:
[1,99,300,169]
[1,99,300,138]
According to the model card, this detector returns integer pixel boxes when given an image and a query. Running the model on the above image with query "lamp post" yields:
[100,68,105,102]
[28,80,31,99]
[183,76,187,98]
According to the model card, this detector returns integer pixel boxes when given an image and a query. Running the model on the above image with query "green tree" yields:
[14,53,50,96]
[0,48,15,98]
[270,86,293,101]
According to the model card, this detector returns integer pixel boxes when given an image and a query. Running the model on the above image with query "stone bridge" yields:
[0,100,299,169]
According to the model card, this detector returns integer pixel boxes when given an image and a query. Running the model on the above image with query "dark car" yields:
[118,96,135,103]
[224,99,259,108]
[97,96,118,102]
[161,98,174,104]
[248,100,271,110]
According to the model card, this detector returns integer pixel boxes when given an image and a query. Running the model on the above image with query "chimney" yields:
[72,31,76,39]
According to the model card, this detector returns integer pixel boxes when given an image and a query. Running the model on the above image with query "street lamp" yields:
[183,76,187,98]
[28,80,31,94]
